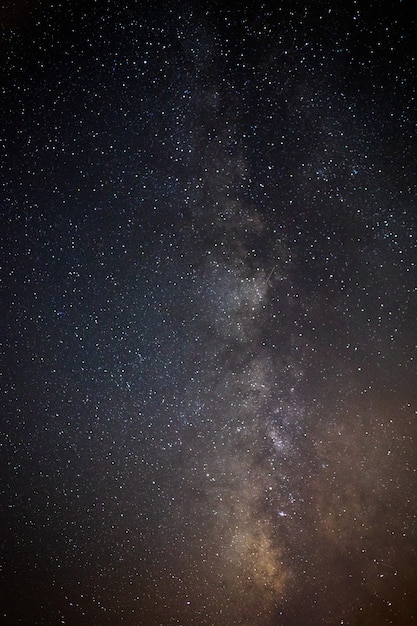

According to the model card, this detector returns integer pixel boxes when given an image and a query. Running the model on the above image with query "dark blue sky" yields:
[2,1,416,624]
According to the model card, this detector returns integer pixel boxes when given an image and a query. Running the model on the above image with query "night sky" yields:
[1,1,417,625]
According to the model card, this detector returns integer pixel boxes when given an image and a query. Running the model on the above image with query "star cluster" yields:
[1,1,416,625]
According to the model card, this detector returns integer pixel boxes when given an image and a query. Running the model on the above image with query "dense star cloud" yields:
[1,1,416,625]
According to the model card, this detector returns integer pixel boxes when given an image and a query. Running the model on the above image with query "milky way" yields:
[2,1,416,625]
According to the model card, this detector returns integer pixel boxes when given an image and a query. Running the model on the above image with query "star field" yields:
[1,1,417,625]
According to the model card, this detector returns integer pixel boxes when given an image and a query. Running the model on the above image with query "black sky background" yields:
[1,1,417,625]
